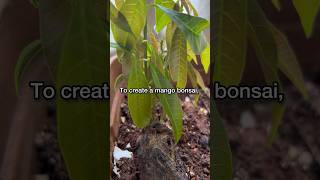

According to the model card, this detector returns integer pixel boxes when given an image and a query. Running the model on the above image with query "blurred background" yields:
[1,0,320,179]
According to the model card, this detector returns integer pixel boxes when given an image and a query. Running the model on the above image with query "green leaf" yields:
[293,0,320,38]
[271,0,281,11]
[248,0,285,145]
[111,0,146,50]
[121,0,146,37]
[212,101,232,180]
[56,1,108,179]
[248,0,279,84]
[128,57,152,128]
[155,0,175,32]
[271,25,309,99]
[114,73,127,91]
[201,44,210,74]
[39,0,71,76]
[149,43,165,74]
[111,22,136,50]
[187,42,197,64]
[194,67,206,90]
[110,2,133,34]
[166,22,176,50]
[169,28,187,88]
[151,64,183,142]
[156,5,209,54]
[15,39,42,93]
[213,0,248,86]
[267,103,285,144]
[187,62,197,88]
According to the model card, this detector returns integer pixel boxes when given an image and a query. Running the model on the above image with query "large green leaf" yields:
[151,64,183,142]
[111,0,146,50]
[111,23,136,51]
[39,0,71,76]
[155,0,175,33]
[121,0,146,37]
[128,57,152,128]
[212,0,247,86]
[271,25,309,99]
[293,0,320,38]
[187,42,197,64]
[110,2,133,34]
[14,39,42,93]
[212,100,232,180]
[169,28,187,88]
[156,5,209,54]
[166,22,176,50]
[248,0,285,144]
[56,0,108,179]
[248,0,279,83]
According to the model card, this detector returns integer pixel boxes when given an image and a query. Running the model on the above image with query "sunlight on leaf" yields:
[110,2,133,34]
[187,42,197,64]
[128,57,152,128]
[169,28,187,88]
[121,0,146,37]
[156,5,209,54]
[201,44,210,74]
[155,0,175,32]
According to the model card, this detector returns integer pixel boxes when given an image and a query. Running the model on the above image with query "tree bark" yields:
[136,123,187,180]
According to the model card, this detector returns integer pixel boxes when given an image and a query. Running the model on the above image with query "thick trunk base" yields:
[136,123,187,180]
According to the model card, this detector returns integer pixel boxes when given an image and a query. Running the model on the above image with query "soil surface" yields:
[112,93,210,180]
[34,105,69,180]
[218,82,320,180]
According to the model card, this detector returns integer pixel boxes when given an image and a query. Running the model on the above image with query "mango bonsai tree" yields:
[110,0,210,142]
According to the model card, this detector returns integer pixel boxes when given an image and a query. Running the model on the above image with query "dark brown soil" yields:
[112,93,210,180]
[218,82,320,180]
[34,105,69,180]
